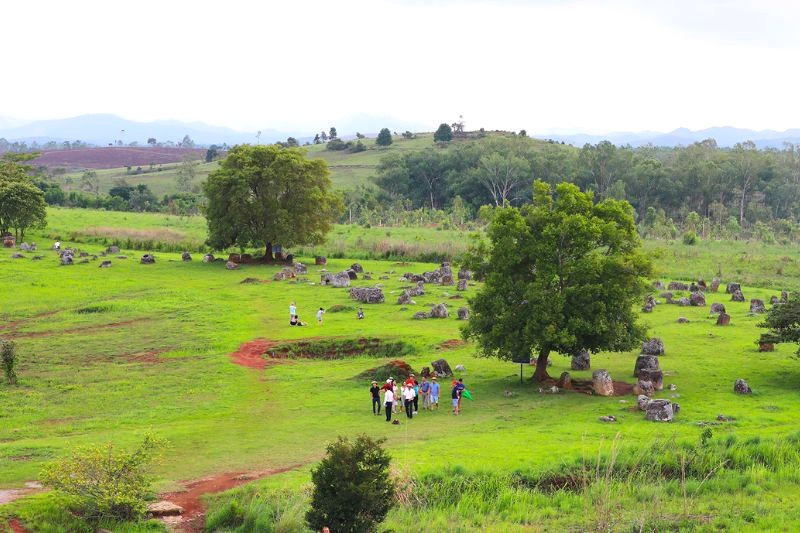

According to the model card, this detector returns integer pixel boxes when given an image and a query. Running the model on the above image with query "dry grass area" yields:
[76,226,189,243]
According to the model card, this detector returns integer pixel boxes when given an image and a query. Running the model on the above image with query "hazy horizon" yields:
[3,0,800,134]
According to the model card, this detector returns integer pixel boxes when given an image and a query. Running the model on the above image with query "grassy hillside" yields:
[52,131,521,195]
[1,214,800,530]
[58,161,219,197]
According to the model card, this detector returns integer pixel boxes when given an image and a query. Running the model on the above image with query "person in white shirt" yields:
[403,383,417,419]
[317,307,325,325]
[383,387,394,422]
[289,302,296,320]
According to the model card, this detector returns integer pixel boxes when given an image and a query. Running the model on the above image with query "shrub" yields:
[326,139,348,151]
[682,231,698,245]
[1,339,17,385]
[349,140,367,153]
[307,435,395,533]
[39,435,165,524]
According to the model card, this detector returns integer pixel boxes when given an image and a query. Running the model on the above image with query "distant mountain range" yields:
[535,126,800,149]
[0,113,428,147]
[1,114,799,149]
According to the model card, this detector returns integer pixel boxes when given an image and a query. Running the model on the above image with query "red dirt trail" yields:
[229,338,280,369]
[161,465,302,532]
[8,519,28,533]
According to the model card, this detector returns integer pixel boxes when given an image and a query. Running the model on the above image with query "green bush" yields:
[307,435,395,533]
[39,435,165,524]
[326,139,348,151]
[682,231,698,245]
[1,339,17,385]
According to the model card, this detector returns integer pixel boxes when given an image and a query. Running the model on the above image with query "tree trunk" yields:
[533,347,551,382]
[263,242,274,262]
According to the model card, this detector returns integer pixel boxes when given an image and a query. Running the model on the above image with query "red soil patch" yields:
[160,465,302,532]
[8,519,28,533]
[438,339,465,350]
[229,338,280,369]
[8,318,152,339]
[30,147,205,170]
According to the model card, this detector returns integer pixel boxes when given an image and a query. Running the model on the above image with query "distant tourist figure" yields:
[393,381,400,413]
[430,377,440,410]
[370,381,381,415]
[383,385,394,422]
[404,374,419,414]
[54,240,61,251]
[453,378,466,414]
[403,383,416,419]
[420,376,431,410]
[357,307,364,319]
[290,315,305,326]
[289,301,296,319]
[452,379,466,415]
[316,307,325,325]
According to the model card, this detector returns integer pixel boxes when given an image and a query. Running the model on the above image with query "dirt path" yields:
[229,338,280,369]
[7,318,152,339]
[159,465,303,531]
[7,519,28,533]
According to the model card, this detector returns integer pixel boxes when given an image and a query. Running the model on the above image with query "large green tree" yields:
[433,123,453,142]
[462,181,652,381]
[375,128,393,147]
[0,157,47,240]
[203,144,342,260]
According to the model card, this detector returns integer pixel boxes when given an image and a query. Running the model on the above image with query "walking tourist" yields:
[383,386,394,422]
[430,377,440,410]
[370,381,381,415]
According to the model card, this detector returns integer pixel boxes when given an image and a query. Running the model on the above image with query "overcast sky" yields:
[3,0,799,134]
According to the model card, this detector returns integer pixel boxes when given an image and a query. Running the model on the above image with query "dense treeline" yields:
[354,134,800,241]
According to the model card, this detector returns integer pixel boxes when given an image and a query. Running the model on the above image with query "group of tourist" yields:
[289,301,326,326]
[370,375,467,421]
[288,301,364,326]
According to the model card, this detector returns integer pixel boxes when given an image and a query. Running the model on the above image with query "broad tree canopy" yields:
[203,144,342,259]
[0,157,47,241]
[462,181,652,380]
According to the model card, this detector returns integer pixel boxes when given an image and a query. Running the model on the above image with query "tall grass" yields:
[203,433,800,531]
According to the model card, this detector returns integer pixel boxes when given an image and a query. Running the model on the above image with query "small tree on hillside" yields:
[758,296,800,355]
[462,181,652,381]
[175,155,199,192]
[203,144,342,260]
[329,127,338,140]
[433,123,453,142]
[306,435,394,533]
[1,340,17,385]
[376,128,393,147]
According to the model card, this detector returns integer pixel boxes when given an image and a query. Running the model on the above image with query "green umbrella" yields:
[462,389,473,400]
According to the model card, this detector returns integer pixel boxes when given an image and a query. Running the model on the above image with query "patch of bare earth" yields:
[438,339,466,350]
[158,465,302,532]
[7,318,152,339]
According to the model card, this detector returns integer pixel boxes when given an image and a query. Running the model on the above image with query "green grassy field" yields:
[2,212,800,531]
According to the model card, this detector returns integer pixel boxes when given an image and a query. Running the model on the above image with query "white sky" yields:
[2,0,799,134]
